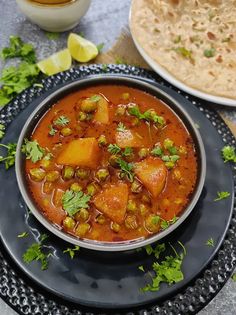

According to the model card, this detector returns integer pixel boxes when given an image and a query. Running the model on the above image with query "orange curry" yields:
[24,85,197,242]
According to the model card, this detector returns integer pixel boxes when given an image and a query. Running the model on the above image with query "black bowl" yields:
[15,75,206,251]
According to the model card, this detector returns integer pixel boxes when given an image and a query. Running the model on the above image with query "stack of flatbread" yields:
[130,0,236,99]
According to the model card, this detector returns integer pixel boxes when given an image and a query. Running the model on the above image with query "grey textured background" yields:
[0,0,235,314]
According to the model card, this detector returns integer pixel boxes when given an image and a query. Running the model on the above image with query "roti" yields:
[130,0,236,100]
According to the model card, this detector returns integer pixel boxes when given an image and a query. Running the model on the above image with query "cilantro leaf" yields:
[0,124,5,139]
[117,122,127,132]
[17,232,29,238]
[142,243,185,292]
[0,62,40,107]
[1,35,36,63]
[45,31,60,40]
[21,139,45,163]
[0,142,17,169]
[48,124,57,136]
[62,190,91,217]
[22,234,51,270]
[222,146,236,163]
[53,115,70,127]
[206,238,215,247]
[214,191,230,201]
[63,245,80,259]
[145,243,166,259]
[138,265,145,272]
[151,146,163,157]
[128,105,165,126]
[117,158,134,182]
[96,43,104,53]
[108,144,121,155]
[122,147,133,157]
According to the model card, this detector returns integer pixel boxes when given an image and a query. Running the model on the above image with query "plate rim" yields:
[0,66,235,314]
[129,5,236,107]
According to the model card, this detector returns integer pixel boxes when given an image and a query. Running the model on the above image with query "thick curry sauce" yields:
[25,85,198,242]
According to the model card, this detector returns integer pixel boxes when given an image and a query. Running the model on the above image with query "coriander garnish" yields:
[63,245,80,259]
[206,238,215,247]
[96,43,104,53]
[117,158,134,182]
[1,35,36,63]
[214,191,230,201]
[142,242,185,292]
[53,115,70,127]
[48,124,57,136]
[22,234,51,270]
[21,139,45,163]
[222,145,236,163]
[45,31,60,40]
[117,122,127,132]
[62,190,91,217]
[0,142,17,169]
[108,144,121,155]
[174,47,192,59]
[17,232,29,238]
[0,124,5,139]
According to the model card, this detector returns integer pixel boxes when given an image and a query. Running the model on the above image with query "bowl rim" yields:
[15,75,206,251]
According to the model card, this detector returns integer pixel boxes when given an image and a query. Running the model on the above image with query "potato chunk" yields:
[57,138,100,168]
[93,96,109,124]
[134,157,167,197]
[115,129,144,148]
[93,183,128,224]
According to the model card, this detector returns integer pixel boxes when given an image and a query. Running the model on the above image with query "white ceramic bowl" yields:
[16,0,91,32]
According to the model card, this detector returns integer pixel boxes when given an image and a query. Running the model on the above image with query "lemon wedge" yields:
[68,33,98,62]
[37,49,72,76]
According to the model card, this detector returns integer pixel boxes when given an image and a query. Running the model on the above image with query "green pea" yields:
[70,183,82,192]
[96,168,109,181]
[111,222,120,233]
[62,166,75,180]
[45,170,60,182]
[63,216,76,230]
[76,168,90,180]
[98,135,107,146]
[75,223,90,237]
[60,127,73,137]
[29,168,46,182]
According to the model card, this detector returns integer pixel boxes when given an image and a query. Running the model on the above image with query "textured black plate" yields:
[0,65,235,315]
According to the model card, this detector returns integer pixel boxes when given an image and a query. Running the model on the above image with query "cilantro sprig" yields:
[53,115,70,127]
[0,124,5,139]
[22,234,51,270]
[1,35,36,63]
[17,232,29,238]
[205,238,215,247]
[0,62,40,107]
[214,191,230,201]
[21,139,45,163]
[63,245,80,259]
[62,190,91,217]
[128,105,165,126]
[222,146,236,163]
[108,144,133,157]
[0,142,17,169]
[116,122,127,132]
[117,158,134,182]
[141,242,186,292]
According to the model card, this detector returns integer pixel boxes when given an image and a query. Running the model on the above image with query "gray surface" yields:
[0,0,235,314]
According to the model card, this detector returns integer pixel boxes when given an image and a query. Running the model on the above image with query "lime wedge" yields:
[37,49,72,76]
[68,33,98,63]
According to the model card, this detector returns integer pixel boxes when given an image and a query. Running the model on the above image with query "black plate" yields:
[0,65,235,314]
